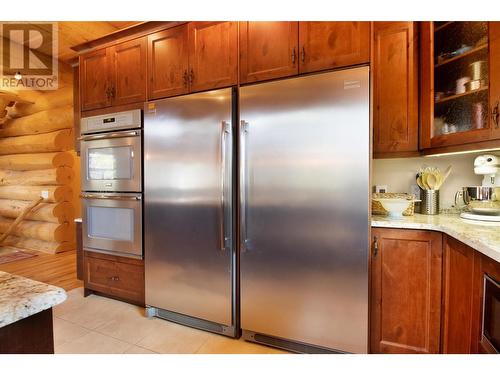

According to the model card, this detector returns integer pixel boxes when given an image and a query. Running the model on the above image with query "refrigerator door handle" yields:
[240,120,249,252]
[220,120,232,251]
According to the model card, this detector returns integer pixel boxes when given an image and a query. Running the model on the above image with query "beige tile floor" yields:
[53,288,288,354]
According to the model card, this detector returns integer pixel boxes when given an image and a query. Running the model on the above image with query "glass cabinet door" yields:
[421,21,493,149]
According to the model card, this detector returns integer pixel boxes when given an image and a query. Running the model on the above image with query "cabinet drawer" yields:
[84,252,144,305]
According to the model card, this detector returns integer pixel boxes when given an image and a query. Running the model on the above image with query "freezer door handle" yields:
[220,121,232,251]
[240,120,250,252]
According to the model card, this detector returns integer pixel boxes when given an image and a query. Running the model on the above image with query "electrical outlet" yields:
[375,185,388,193]
[410,184,420,198]
[41,190,49,199]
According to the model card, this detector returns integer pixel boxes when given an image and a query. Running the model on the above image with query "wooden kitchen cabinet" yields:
[80,48,110,111]
[370,228,443,354]
[489,22,500,140]
[80,37,147,111]
[298,22,370,74]
[441,236,478,353]
[188,21,238,92]
[148,24,189,100]
[84,251,144,306]
[373,22,419,157]
[239,22,298,84]
[420,22,500,154]
[109,37,147,106]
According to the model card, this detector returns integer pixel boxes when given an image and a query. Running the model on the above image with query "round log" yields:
[2,235,75,254]
[0,167,73,186]
[0,199,74,223]
[0,185,72,202]
[0,106,73,137]
[0,217,74,242]
[0,129,73,155]
[5,86,73,118]
[0,152,74,171]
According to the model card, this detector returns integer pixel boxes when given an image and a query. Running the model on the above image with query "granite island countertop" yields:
[0,271,67,328]
[372,213,500,263]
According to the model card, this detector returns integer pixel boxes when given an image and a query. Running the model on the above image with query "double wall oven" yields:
[80,110,143,259]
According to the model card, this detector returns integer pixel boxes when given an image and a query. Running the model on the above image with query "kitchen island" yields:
[0,271,67,354]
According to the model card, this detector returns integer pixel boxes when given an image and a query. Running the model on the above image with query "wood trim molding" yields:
[71,21,187,55]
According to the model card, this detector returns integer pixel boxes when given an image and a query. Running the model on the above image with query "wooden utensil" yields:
[426,173,437,190]
[416,175,426,190]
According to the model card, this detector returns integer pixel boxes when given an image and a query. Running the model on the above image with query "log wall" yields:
[0,62,78,253]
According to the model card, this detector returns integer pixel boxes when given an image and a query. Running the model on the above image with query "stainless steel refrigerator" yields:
[144,88,237,337]
[239,66,370,353]
[144,66,370,352]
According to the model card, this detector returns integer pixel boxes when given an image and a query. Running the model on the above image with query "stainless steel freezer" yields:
[239,67,370,353]
[144,88,236,336]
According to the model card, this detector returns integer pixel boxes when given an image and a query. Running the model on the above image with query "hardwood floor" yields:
[0,249,82,291]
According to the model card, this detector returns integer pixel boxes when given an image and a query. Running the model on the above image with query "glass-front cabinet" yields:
[420,22,500,151]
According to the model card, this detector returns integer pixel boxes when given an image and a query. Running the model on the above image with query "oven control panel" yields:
[81,109,142,134]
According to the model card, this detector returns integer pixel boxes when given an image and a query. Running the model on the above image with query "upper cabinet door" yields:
[298,22,370,74]
[148,24,189,100]
[489,22,500,139]
[239,22,298,84]
[373,22,419,156]
[80,48,111,111]
[188,21,238,92]
[110,37,147,106]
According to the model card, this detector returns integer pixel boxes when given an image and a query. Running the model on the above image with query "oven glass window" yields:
[88,146,133,180]
[484,275,500,352]
[88,206,134,241]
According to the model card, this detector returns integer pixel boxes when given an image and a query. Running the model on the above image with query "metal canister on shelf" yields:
[471,102,485,129]
[420,189,440,215]
[470,61,487,81]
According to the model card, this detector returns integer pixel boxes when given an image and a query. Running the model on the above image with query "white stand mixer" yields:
[460,154,500,223]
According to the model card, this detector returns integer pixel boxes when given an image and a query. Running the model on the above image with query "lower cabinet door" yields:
[84,251,144,306]
[441,236,477,353]
[370,228,443,353]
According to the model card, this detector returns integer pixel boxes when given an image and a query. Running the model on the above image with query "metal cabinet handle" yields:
[110,86,115,99]
[183,70,189,87]
[219,120,232,251]
[300,46,305,63]
[291,47,296,64]
[373,236,378,257]
[493,101,499,129]
[78,130,140,141]
[240,120,250,252]
[109,276,120,281]
[189,69,194,85]
[80,193,142,201]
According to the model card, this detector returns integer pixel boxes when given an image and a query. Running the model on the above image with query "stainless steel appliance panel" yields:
[144,88,233,326]
[239,67,370,353]
[80,130,142,192]
[81,109,142,134]
[81,192,143,258]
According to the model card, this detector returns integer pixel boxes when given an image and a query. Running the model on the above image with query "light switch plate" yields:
[375,185,388,193]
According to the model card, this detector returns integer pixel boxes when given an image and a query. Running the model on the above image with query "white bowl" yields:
[373,198,419,219]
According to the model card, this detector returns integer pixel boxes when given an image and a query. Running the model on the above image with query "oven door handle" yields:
[80,193,142,201]
[78,130,140,141]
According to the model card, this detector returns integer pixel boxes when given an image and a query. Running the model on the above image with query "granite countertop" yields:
[372,213,500,263]
[0,271,67,328]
